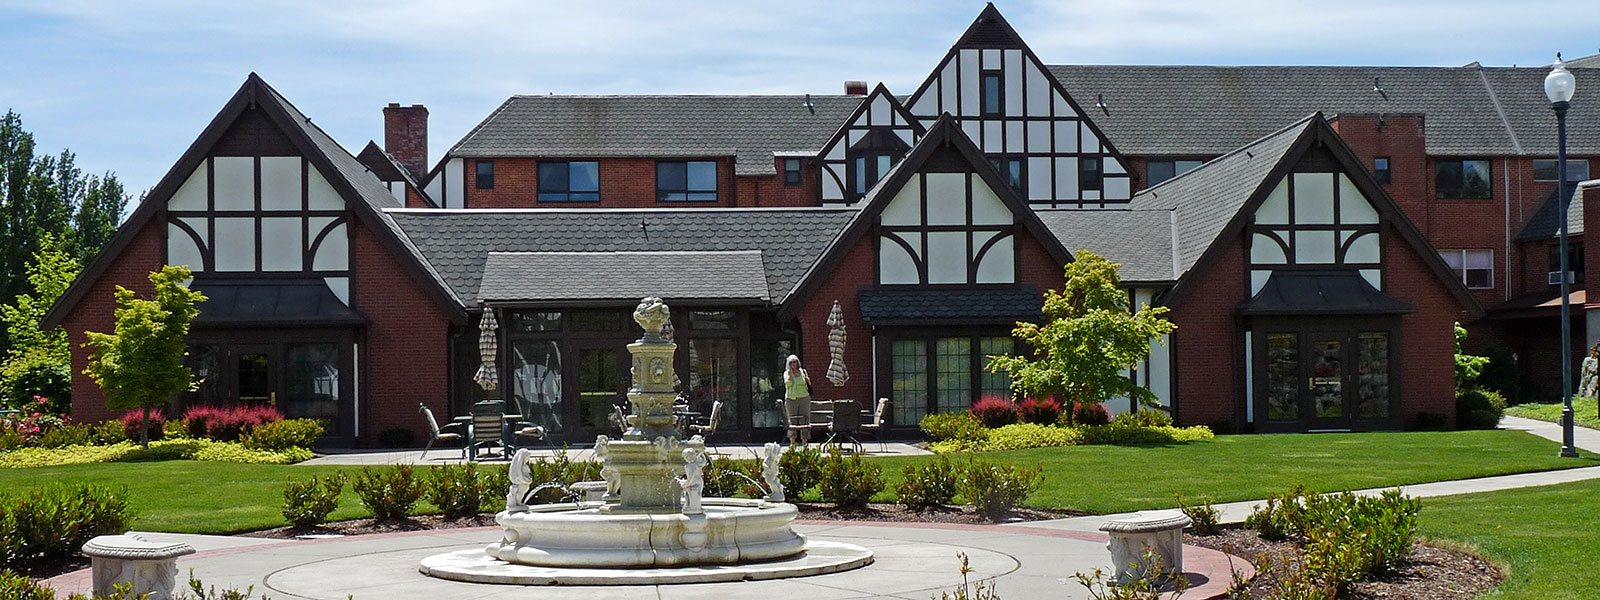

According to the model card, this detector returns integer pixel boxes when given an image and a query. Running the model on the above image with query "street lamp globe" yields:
[1546,55,1576,105]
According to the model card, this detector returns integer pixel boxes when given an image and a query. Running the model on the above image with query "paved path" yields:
[301,442,932,466]
[1015,415,1600,533]
[43,523,1245,600]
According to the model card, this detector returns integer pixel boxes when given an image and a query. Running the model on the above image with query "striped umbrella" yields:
[473,309,499,393]
[826,301,849,387]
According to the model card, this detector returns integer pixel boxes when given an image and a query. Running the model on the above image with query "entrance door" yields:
[1256,326,1395,432]
[1306,334,1350,430]
[572,344,626,437]
[233,345,278,406]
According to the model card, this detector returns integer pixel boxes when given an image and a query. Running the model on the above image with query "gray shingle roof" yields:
[477,251,770,303]
[1034,116,1313,282]
[1048,64,1600,156]
[386,207,857,306]
[858,288,1043,324]
[448,95,863,176]
[1520,179,1600,240]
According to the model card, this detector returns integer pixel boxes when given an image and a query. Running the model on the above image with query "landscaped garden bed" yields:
[1505,395,1600,430]
[1188,527,1504,599]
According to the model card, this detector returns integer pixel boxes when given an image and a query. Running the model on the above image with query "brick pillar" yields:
[383,103,428,181]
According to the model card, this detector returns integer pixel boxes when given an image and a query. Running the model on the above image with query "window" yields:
[688,338,738,430]
[476,161,494,189]
[1373,157,1391,185]
[657,161,718,201]
[852,154,895,196]
[1548,243,1585,284]
[783,159,802,187]
[1533,159,1591,182]
[981,71,1002,116]
[1439,249,1493,289]
[537,161,599,201]
[1081,157,1102,191]
[989,158,1023,194]
[1435,159,1491,199]
[1146,160,1204,186]
[891,340,929,425]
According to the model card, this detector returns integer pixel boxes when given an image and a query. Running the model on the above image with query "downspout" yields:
[1476,63,1522,301]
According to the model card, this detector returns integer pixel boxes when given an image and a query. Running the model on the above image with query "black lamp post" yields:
[1546,53,1579,458]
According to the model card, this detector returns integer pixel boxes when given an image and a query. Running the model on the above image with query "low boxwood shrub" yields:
[959,459,1041,517]
[427,464,485,519]
[119,410,165,442]
[896,455,959,508]
[919,412,986,442]
[1176,494,1221,535]
[190,442,311,465]
[0,483,134,570]
[1112,409,1173,428]
[352,465,426,519]
[1078,424,1214,446]
[778,445,823,498]
[703,457,762,499]
[817,448,883,507]
[1456,388,1506,430]
[969,396,1020,428]
[282,473,345,528]
[241,419,324,451]
[1015,396,1062,425]
[478,465,510,513]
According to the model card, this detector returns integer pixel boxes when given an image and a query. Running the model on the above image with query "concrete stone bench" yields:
[1098,509,1191,584]
[81,533,196,600]
[571,480,608,502]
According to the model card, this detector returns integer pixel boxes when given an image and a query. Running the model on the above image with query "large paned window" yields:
[889,333,1015,426]
[284,343,340,422]
[1533,159,1590,182]
[511,339,564,432]
[1434,159,1491,199]
[978,337,1013,398]
[1439,249,1493,289]
[179,345,224,411]
[688,339,738,430]
[878,171,1016,286]
[1249,172,1384,293]
[935,338,973,414]
[1146,160,1204,186]
[1355,332,1390,419]
[1265,333,1299,421]
[750,339,793,429]
[890,340,928,425]
[537,161,599,201]
[657,161,718,201]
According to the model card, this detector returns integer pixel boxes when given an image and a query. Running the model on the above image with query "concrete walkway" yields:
[1015,415,1600,533]
[301,442,932,466]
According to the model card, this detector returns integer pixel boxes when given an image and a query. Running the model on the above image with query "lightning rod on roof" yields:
[1373,77,1389,101]
[1095,94,1108,115]
[803,93,815,115]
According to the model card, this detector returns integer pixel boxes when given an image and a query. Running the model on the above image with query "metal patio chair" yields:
[828,399,864,455]
[860,397,890,453]
[419,403,465,461]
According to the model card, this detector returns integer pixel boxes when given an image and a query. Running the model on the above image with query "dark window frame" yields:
[537,161,601,202]
[782,159,803,187]
[1533,158,1591,182]
[1548,242,1586,284]
[1081,156,1103,192]
[1434,159,1492,199]
[656,160,719,202]
[1438,248,1494,289]
[980,70,1003,117]
[475,160,494,189]
[1373,157,1391,185]
[988,157,1024,194]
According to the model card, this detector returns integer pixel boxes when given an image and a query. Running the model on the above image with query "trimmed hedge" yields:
[1,483,134,570]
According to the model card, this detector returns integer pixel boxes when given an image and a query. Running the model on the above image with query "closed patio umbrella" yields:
[474,309,499,397]
[826,301,849,387]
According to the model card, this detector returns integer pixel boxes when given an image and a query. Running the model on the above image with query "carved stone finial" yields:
[633,297,671,339]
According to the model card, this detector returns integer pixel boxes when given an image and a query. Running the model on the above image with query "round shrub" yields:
[1456,388,1506,430]
[896,456,959,508]
[919,412,986,442]
[1112,409,1173,428]
[352,465,426,520]
[89,420,127,445]
[959,460,1041,517]
[282,473,345,528]
[970,395,1020,428]
[242,419,324,451]
[119,409,165,441]
[479,466,510,513]
[779,445,823,498]
[1069,402,1110,426]
[427,464,486,519]
[817,448,884,507]
[1016,396,1062,425]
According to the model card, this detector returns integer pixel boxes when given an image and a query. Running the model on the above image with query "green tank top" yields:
[785,370,809,398]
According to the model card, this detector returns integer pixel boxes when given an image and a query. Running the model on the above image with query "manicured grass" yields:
[1422,478,1600,599]
[1505,396,1600,431]
[868,430,1598,514]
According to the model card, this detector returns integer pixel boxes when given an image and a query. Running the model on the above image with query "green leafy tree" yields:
[82,265,206,447]
[1454,323,1489,391]
[0,234,80,411]
[987,251,1177,409]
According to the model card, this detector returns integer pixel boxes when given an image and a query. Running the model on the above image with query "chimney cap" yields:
[844,80,868,95]
[387,102,401,108]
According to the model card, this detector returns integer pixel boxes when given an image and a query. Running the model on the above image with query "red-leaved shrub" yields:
[182,405,284,441]
[120,409,166,441]
[970,395,1020,428]
[1070,402,1110,426]
[1016,396,1062,425]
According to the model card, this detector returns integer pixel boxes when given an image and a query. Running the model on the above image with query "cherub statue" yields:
[507,448,533,511]
[761,442,785,502]
[681,446,707,515]
[595,435,621,499]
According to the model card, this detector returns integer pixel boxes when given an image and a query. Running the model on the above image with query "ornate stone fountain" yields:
[420,298,871,585]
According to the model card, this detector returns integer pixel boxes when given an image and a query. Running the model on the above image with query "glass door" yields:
[233,345,277,406]
[573,345,625,437]
[1306,334,1350,430]
[283,343,343,430]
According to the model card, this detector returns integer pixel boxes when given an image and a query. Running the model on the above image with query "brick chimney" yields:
[844,81,868,96]
[383,103,428,180]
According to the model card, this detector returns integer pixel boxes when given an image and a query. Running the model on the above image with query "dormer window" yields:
[847,129,910,200]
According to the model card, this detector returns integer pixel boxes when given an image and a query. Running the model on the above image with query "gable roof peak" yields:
[955,3,1025,49]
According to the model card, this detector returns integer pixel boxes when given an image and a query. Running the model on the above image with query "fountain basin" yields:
[486,498,807,568]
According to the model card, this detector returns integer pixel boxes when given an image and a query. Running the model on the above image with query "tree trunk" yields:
[140,406,150,449]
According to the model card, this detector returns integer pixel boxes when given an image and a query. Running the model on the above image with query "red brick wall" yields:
[1167,241,1248,428]
[64,226,163,424]
[1385,234,1470,428]
[1017,227,1066,291]
[465,157,756,208]
[1330,115,1429,234]
[793,239,874,403]
[350,219,452,445]
[750,157,820,207]
[383,104,428,182]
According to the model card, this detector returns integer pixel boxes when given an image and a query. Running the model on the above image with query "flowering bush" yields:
[11,396,64,443]
[182,405,284,441]
[1015,396,1062,425]
[119,409,165,442]
[969,395,1020,428]
[1066,401,1110,426]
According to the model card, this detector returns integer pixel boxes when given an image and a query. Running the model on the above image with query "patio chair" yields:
[689,400,724,454]
[828,399,863,455]
[419,403,465,461]
[469,401,506,461]
[510,421,547,450]
[808,399,835,444]
[860,397,890,453]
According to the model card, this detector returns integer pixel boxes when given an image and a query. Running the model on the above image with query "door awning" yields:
[1239,270,1413,316]
[190,278,363,325]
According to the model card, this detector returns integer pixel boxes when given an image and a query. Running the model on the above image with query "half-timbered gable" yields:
[903,4,1132,207]
[816,84,925,204]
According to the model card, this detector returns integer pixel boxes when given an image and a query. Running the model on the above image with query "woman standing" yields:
[783,355,813,446]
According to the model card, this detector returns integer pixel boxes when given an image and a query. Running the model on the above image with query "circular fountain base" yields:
[419,539,873,586]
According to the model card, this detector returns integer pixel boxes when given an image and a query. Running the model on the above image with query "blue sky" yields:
[1,0,1596,197]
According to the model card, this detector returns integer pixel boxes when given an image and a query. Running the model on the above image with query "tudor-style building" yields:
[48,4,1507,445]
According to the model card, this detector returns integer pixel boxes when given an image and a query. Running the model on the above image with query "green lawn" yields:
[1505,396,1600,431]
[1421,478,1600,599]
[869,430,1598,514]
[2,429,1593,534]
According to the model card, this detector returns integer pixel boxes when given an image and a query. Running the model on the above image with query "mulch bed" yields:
[242,514,499,539]
[1187,526,1504,599]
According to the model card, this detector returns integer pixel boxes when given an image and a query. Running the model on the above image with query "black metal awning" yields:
[190,279,364,326]
[858,287,1043,325]
[1239,270,1413,316]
